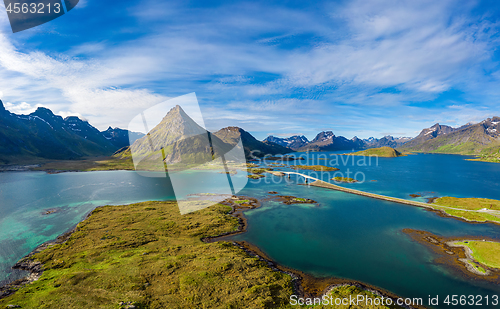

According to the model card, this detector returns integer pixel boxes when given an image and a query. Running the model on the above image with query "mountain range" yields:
[217,127,291,158]
[398,118,500,155]
[263,135,309,150]
[2,97,499,165]
[264,132,411,151]
[0,100,143,164]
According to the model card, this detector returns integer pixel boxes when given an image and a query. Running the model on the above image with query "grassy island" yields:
[0,201,293,308]
[345,147,404,158]
[278,196,317,205]
[293,165,339,172]
[247,174,265,179]
[331,177,357,183]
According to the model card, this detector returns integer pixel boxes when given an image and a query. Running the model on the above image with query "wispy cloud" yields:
[0,0,499,139]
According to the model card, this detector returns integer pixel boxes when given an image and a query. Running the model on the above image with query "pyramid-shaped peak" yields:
[163,105,196,122]
[168,105,184,115]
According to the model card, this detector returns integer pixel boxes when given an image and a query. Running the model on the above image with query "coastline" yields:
[1,194,421,308]
[403,229,500,281]
[0,215,90,300]
[206,195,422,308]
[308,180,500,226]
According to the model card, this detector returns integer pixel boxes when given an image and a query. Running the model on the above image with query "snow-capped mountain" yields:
[263,135,309,150]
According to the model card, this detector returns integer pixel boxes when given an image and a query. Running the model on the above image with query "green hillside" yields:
[347,147,404,157]
[214,126,292,159]
[398,119,500,158]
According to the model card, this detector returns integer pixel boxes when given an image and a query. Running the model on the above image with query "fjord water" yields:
[0,169,238,285]
[1,153,500,308]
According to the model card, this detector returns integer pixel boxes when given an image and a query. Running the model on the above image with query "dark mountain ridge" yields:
[0,100,140,164]
[215,126,292,158]
[263,135,309,151]
[398,118,499,155]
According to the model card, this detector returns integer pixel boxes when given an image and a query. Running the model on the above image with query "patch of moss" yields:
[292,285,404,308]
[331,177,358,183]
[346,147,403,158]
[294,165,339,172]
[249,168,272,174]
[247,174,265,179]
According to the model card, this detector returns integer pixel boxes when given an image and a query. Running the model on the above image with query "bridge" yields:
[273,171,500,219]
[281,171,319,184]
[278,171,439,210]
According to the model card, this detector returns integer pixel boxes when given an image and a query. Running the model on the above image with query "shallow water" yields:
[1,154,500,308]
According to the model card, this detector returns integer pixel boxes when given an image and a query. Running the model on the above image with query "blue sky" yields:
[0,0,500,140]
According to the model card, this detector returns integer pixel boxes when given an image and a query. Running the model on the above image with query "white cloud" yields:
[0,32,168,129]
[3,101,40,114]
[0,0,498,139]
[285,0,490,93]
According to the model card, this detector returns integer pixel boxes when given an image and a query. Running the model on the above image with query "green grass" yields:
[347,147,403,158]
[434,197,500,210]
[456,241,500,269]
[32,156,135,172]
[463,260,487,274]
[292,285,403,308]
[432,197,500,224]
[0,201,413,309]
[331,177,358,183]
[294,165,339,172]
[249,168,272,174]
[248,174,265,179]
[0,201,293,309]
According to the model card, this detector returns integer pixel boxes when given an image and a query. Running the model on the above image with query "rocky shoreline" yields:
[1,194,420,308]
[206,193,420,307]
[0,228,76,300]
[403,229,500,281]
[0,208,99,301]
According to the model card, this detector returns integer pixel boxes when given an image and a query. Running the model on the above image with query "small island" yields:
[293,165,339,172]
[404,229,500,278]
[277,195,317,205]
[247,174,265,179]
[247,167,273,179]
[343,147,405,158]
[331,177,358,183]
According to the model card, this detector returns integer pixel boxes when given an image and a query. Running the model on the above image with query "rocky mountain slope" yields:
[296,131,365,152]
[398,118,500,155]
[101,127,144,149]
[364,136,412,148]
[263,135,309,150]
[128,105,233,167]
[264,132,411,152]
[0,101,124,164]
[215,127,292,158]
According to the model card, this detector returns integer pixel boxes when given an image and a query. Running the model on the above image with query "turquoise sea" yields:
[2,153,500,308]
